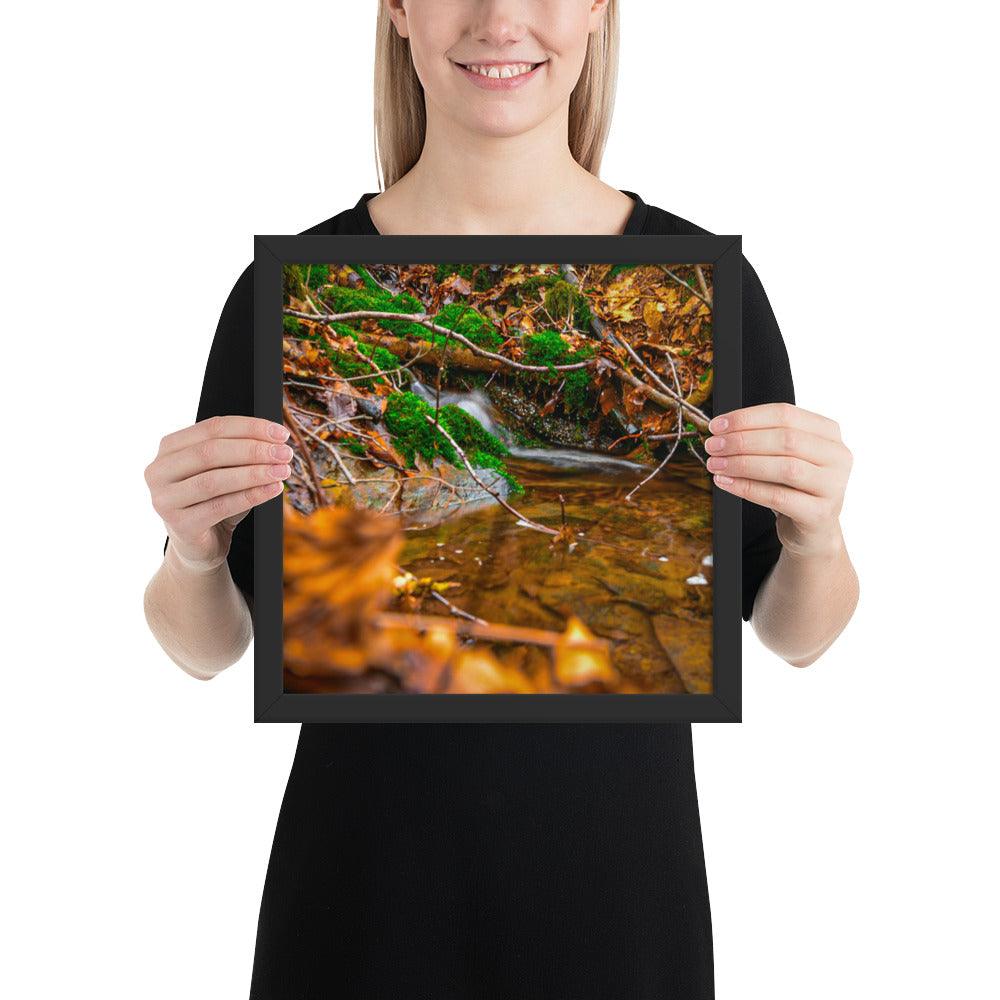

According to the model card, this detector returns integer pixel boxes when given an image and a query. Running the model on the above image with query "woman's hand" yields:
[704,402,853,557]
[145,414,292,572]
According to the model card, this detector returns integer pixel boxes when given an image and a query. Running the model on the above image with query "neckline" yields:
[353,188,648,236]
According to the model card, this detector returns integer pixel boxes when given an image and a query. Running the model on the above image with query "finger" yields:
[713,475,829,525]
[705,454,829,496]
[159,461,291,511]
[157,415,289,459]
[709,402,841,441]
[704,427,844,466]
[151,436,294,486]
[176,479,285,538]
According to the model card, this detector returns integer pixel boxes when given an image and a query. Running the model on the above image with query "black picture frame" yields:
[254,234,742,722]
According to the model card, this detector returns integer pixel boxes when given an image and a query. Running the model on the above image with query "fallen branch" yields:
[285,308,594,374]
[603,359,711,432]
[375,611,609,652]
[282,398,329,504]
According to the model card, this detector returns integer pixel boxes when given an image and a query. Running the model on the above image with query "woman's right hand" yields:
[145,415,292,572]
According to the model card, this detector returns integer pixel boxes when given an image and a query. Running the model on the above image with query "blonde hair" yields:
[373,1,620,190]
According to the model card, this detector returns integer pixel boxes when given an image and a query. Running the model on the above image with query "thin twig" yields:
[426,415,558,536]
[282,397,328,505]
[660,265,712,307]
[694,265,712,306]
[624,328,688,501]
[285,404,357,487]
[431,590,486,624]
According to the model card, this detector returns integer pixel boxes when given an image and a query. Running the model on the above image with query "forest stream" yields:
[395,378,714,693]
[280,260,717,696]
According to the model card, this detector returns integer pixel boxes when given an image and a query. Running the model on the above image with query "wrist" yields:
[775,515,845,560]
[164,538,229,582]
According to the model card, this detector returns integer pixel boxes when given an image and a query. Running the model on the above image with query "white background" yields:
[4,2,997,997]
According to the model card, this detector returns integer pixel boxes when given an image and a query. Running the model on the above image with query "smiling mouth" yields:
[454,61,546,79]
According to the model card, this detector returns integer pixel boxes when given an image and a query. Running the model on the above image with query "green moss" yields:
[345,440,367,456]
[520,273,561,295]
[524,329,573,370]
[330,320,363,340]
[322,283,420,315]
[437,403,508,460]
[470,450,524,495]
[320,284,428,340]
[432,264,498,293]
[543,279,593,331]
[296,323,400,385]
[382,392,521,491]
[367,345,400,373]
[283,265,305,300]
[562,370,594,413]
[474,269,499,292]
[429,302,503,350]
[522,329,596,415]
[304,264,330,290]
[282,316,301,335]
[608,264,640,278]
[434,263,475,283]
[351,265,383,294]
[384,393,440,466]
[510,272,559,308]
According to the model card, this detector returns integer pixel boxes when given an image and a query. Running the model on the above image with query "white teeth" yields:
[463,62,536,78]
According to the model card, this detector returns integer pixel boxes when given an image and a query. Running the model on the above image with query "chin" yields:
[466,108,548,139]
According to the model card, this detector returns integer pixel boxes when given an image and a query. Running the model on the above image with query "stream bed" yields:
[398,449,714,694]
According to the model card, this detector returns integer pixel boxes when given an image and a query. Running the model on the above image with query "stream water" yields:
[400,378,714,693]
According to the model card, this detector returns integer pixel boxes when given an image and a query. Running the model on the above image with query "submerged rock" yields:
[288,447,511,525]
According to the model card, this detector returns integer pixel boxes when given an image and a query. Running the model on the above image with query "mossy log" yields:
[350,331,503,373]
[350,330,712,431]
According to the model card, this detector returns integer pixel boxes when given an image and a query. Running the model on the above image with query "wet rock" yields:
[486,381,630,454]
[651,616,712,694]
[290,448,511,520]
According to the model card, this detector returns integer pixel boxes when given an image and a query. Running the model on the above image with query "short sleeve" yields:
[740,255,795,620]
[163,262,255,614]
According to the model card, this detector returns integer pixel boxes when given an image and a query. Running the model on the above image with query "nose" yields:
[469,0,529,48]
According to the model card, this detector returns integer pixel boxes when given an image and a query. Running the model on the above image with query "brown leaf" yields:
[598,383,620,415]
[446,648,536,693]
[552,616,617,688]
[643,298,665,334]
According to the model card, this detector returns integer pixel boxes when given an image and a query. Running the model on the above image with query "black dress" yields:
[167,191,794,999]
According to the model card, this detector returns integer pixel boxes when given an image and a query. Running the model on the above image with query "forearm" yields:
[750,522,859,667]
[143,542,253,679]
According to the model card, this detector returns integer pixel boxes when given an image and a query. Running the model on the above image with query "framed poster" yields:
[254,234,741,722]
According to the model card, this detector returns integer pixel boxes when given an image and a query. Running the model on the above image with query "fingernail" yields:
[270,423,291,441]
[710,416,729,433]
[270,464,291,478]
[705,436,725,452]
[714,474,734,485]
[706,457,727,471]
[271,443,293,460]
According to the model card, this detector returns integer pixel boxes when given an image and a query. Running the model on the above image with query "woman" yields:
[144,2,858,996]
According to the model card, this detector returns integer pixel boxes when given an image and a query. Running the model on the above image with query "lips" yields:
[453,60,547,91]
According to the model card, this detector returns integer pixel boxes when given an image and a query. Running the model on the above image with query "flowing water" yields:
[400,378,714,693]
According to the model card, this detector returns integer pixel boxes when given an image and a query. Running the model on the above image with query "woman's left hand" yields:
[703,402,853,558]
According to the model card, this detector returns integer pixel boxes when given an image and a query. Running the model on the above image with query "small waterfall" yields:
[410,376,511,444]
[408,376,644,472]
